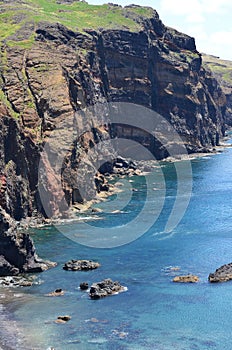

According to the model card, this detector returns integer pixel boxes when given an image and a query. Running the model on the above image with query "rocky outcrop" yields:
[0,208,55,276]
[89,278,126,299]
[208,263,232,283]
[63,259,100,271]
[173,275,199,283]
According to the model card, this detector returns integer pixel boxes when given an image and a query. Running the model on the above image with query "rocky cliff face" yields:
[0,1,230,223]
[0,207,54,276]
[202,54,232,127]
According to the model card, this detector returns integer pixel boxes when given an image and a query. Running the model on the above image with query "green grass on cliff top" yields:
[202,54,232,87]
[0,0,155,47]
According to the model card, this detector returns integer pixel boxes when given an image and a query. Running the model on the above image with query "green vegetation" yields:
[0,0,154,49]
[0,88,20,119]
[202,54,232,86]
[0,0,155,108]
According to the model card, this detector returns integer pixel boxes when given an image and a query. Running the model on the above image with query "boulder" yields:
[63,259,100,271]
[173,275,199,283]
[208,263,232,283]
[89,278,126,299]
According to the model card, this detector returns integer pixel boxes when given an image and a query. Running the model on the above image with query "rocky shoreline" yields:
[16,141,231,232]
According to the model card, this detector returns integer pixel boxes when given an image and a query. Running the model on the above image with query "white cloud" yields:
[186,12,205,24]
[209,31,232,46]
[160,0,232,22]
[201,0,232,13]
[160,0,203,18]
[186,25,208,41]
[159,0,232,59]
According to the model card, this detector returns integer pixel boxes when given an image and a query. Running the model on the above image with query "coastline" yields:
[0,138,232,350]
[19,139,232,230]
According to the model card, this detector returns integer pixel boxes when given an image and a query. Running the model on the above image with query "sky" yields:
[88,0,232,61]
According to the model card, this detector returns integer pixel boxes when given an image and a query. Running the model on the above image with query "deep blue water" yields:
[3,143,232,350]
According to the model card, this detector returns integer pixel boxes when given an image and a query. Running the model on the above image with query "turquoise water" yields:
[3,143,232,349]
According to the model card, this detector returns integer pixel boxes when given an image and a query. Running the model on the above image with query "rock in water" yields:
[0,208,55,276]
[89,278,126,299]
[208,263,232,283]
[63,260,100,271]
[80,282,89,290]
[45,289,65,297]
[173,275,199,283]
[55,315,71,323]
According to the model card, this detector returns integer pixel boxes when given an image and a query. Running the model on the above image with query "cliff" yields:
[0,0,230,223]
[0,207,54,276]
[202,54,232,127]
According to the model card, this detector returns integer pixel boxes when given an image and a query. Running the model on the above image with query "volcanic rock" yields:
[63,259,100,271]
[208,263,232,283]
[80,282,89,290]
[89,278,126,299]
[0,208,55,276]
[173,275,199,283]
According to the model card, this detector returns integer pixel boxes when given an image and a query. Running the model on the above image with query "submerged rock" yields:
[46,289,65,297]
[63,260,100,271]
[0,208,56,277]
[208,263,232,283]
[89,278,126,299]
[55,315,71,323]
[173,275,199,283]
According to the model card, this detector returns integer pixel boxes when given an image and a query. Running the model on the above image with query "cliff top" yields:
[202,54,232,93]
[0,0,158,48]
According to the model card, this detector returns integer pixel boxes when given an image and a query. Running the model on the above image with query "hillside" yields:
[0,0,155,46]
[202,54,232,89]
[202,54,232,125]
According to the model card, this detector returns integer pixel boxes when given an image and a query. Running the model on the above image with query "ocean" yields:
[1,141,232,350]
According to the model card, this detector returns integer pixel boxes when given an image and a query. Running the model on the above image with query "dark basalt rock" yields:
[0,256,19,276]
[0,208,55,277]
[80,282,89,290]
[63,259,100,271]
[89,278,126,299]
[208,263,232,283]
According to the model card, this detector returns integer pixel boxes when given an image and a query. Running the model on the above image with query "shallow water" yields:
[2,143,232,349]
